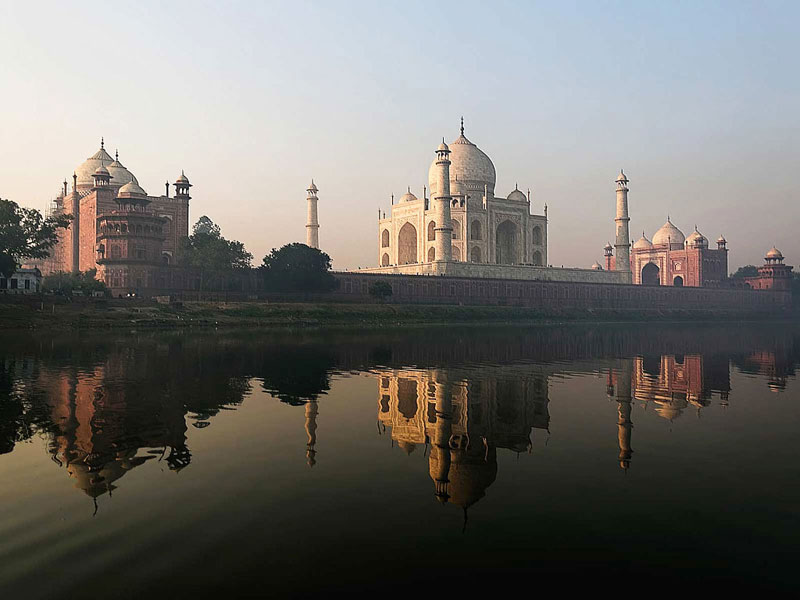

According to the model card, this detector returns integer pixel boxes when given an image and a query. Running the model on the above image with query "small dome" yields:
[117,180,147,198]
[686,227,708,248]
[604,242,613,251]
[436,141,449,153]
[633,233,653,250]
[766,247,783,259]
[615,169,629,183]
[399,189,418,203]
[591,262,603,270]
[307,180,318,193]
[175,170,190,185]
[652,219,685,246]
[93,165,110,177]
[507,187,526,202]
[106,156,139,188]
[717,235,727,244]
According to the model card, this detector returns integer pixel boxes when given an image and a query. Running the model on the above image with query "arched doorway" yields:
[452,246,461,261]
[471,246,481,263]
[496,220,517,264]
[642,262,660,285]
[381,253,389,266]
[471,220,482,240]
[398,222,417,264]
[427,221,436,242]
[381,229,390,248]
[451,219,461,240]
[533,250,542,266]
[427,247,435,262]
[533,226,542,245]
[673,275,684,287]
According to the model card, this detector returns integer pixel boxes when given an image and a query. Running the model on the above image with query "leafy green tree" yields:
[0,197,71,277]
[731,265,758,278]
[42,269,109,296]
[179,216,253,290]
[261,243,338,293]
[368,280,393,302]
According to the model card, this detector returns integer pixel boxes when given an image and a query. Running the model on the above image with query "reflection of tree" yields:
[258,346,335,405]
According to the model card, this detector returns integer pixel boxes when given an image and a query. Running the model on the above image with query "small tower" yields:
[604,242,614,271]
[614,170,631,278]
[433,140,453,263]
[92,164,111,189]
[306,180,320,249]
[71,172,80,274]
[174,170,192,200]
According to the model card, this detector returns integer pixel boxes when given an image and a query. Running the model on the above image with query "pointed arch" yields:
[427,247,436,262]
[427,221,436,242]
[398,222,417,265]
[470,246,481,263]
[496,219,518,264]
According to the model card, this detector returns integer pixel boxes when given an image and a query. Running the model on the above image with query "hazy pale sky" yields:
[1,1,797,270]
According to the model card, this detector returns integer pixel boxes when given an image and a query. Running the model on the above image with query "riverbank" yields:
[1,297,797,331]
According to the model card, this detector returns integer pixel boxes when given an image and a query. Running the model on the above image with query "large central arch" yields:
[642,262,660,285]
[398,222,418,264]
[496,220,518,264]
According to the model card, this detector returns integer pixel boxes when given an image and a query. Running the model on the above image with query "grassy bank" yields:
[1,297,797,331]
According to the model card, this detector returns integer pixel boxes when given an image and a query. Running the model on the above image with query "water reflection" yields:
[1,324,798,505]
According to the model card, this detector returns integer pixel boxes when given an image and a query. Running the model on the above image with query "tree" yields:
[0,197,71,277]
[731,265,758,278]
[261,243,338,293]
[178,216,253,290]
[42,269,109,296]
[368,280,393,302]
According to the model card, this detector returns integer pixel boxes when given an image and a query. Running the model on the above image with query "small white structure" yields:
[0,267,42,294]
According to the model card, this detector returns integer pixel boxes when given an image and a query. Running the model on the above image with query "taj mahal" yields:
[358,119,631,285]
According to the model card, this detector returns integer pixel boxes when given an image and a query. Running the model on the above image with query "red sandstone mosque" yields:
[43,140,192,294]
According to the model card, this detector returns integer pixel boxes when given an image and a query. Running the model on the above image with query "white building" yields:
[377,120,547,268]
[0,268,42,294]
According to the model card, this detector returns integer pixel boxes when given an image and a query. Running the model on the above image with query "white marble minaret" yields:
[614,170,631,277]
[432,141,453,262]
[306,180,319,249]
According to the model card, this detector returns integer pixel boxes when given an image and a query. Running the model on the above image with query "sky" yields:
[1,0,798,270]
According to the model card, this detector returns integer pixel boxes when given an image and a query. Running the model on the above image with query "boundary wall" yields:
[333,272,791,313]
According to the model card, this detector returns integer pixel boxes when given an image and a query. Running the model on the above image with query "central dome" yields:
[428,129,496,198]
[652,219,685,246]
[74,143,139,188]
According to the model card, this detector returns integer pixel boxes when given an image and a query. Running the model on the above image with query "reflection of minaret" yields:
[305,399,319,467]
[614,359,634,471]
[430,374,453,503]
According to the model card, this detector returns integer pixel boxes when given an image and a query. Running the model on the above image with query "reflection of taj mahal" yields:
[376,366,550,511]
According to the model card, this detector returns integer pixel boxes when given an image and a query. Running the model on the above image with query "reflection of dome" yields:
[652,219,685,246]
[766,247,783,260]
[397,440,416,455]
[429,129,496,198]
[428,447,498,509]
[633,233,653,250]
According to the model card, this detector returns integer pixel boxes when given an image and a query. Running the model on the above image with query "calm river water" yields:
[1,323,798,596]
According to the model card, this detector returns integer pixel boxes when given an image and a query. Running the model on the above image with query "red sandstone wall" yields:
[332,272,791,312]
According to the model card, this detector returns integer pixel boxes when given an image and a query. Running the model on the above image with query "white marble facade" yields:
[377,122,548,269]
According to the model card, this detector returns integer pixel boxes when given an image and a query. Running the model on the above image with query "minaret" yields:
[71,172,80,274]
[306,180,319,249]
[433,140,453,262]
[614,170,631,275]
[304,399,318,467]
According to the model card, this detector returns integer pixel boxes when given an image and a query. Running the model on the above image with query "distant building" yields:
[607,220,729,287]
[0,267,42,294]
[44,141,192,294]
[744,247,793,291]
